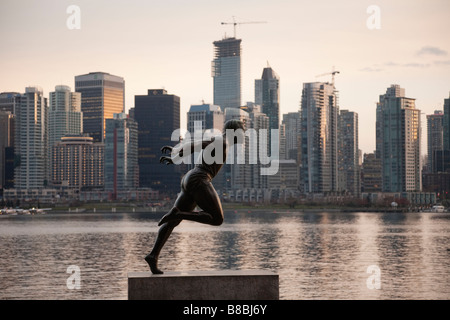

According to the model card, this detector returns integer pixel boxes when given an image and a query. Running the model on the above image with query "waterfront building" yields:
[52,136,104,190]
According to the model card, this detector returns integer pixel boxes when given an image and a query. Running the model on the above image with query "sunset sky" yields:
[1,0,449,154]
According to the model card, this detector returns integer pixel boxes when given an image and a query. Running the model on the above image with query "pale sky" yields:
[1,0,449,155]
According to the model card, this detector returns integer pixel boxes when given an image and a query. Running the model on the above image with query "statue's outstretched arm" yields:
[160,136,222,165]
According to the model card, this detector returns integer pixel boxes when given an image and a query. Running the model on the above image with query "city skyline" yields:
[1,0,449,155]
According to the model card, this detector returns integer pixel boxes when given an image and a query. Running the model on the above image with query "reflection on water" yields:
[0,211,449,299]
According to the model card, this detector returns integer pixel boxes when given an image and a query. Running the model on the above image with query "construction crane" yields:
[221,16,267,38]
[316,66,340,86]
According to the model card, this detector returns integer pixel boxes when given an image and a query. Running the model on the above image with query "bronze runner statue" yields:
[145,119,245,274]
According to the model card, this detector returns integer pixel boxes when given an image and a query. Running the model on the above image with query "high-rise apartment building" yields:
[52,136,104,190]
[255,66,280,133]
[105,113,138,196]
[300,82,339,193]
[375,85,405,159]
[15,87,48,189]
[426,110,444,172]
[75,72,125,142]
[134,89,180,193]
[212,37,241,110]
[376,84,421,192]
[338,110,360,196]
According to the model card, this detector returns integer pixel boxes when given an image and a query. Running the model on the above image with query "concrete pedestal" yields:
[128,270,279,300]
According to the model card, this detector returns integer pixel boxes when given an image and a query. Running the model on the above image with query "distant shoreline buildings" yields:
[0,35,447,207]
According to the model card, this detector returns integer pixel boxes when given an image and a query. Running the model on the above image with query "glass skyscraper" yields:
[255,66,280,132]
[75,72,124,142]
[212,37,241,110]
[255,66,280,157]
[134,89,180,193]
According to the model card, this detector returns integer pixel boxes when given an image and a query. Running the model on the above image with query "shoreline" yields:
[6,206,426,215]
[3,201,444,215]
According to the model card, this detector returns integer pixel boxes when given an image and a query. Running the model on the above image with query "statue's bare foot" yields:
[158,207,180,226]
[145,254,163,274]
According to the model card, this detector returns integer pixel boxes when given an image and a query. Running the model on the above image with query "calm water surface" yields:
[0,210,449,299]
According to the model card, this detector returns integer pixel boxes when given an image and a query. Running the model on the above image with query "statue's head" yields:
[224,119,245,131]
[223,119,245,144]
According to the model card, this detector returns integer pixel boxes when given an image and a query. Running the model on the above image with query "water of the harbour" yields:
[0,210,449,300]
